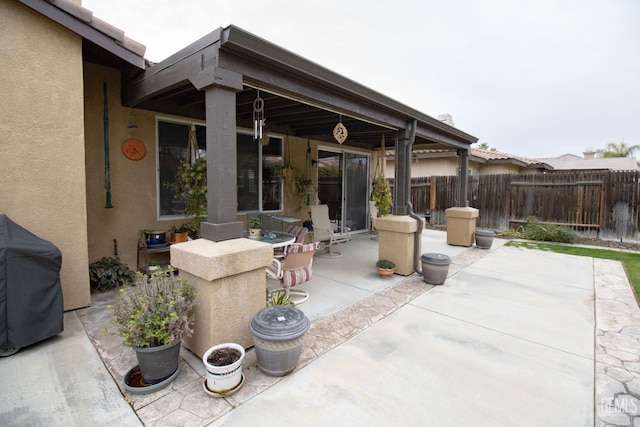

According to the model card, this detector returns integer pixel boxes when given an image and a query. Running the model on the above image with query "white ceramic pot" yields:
[202,343,245,394]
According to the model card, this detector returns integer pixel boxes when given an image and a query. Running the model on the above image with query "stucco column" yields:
[170,238,272,357]
[376,215,419,276]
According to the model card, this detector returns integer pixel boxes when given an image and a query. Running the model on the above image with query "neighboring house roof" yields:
[536,153,639,171]
[470,148,552,169]
[19,0,146,70]
[385,148,552,170]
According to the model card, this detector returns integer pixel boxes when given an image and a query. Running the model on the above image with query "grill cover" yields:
[0,214,63,349]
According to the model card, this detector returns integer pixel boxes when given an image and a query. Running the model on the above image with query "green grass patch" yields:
[506,241,640,304]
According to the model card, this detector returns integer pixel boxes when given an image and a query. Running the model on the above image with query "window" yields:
[237,134,283,212]
[157,119,206,218]
[158,121,283,218]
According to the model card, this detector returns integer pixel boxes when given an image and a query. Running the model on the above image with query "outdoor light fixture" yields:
[333,115,348,144]
[253,91,267,145]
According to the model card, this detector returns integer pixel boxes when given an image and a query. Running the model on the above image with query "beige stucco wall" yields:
[84,64,173,273]
[0,1,90,310]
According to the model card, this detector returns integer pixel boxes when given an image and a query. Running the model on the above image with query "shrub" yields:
[520,216,575,244]
[89,257,134,292]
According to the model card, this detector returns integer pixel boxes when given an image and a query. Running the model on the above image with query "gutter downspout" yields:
[398,119,424,274]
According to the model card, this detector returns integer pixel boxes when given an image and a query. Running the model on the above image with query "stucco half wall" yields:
[0,1,90,310]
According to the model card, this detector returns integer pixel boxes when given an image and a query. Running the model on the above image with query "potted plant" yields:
[202,343,245,396]
[147,260,161,272]
[110,270,196,388]
[169,224,190,243]
[372,176,393,217]
[88,257,134,292]
[170,158,207,239]
[376,259,396,277]
[249,216,262,239]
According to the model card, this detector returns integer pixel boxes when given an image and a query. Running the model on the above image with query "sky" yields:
[83,0,639,159]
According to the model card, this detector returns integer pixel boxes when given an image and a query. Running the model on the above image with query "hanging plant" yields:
[170,158,207,238]
[372,176,392,217]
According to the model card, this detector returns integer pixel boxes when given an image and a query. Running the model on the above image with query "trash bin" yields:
[248,306,310,377]
[420,253,451,285]
[475,229,496,249]
[0,214,63,356]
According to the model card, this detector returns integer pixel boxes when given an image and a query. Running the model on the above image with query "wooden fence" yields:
[390,171,640,240]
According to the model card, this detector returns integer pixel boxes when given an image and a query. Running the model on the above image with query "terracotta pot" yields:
[378,268,395,277]
[170,232,189,243]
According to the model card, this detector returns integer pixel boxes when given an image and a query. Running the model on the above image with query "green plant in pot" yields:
[110,270,196,386]
[248,216,262,239]
[170,158,207,239]
[372,176,393,217]
[169,223,190,243]
[89,257,134,292]
[376,259,396,277]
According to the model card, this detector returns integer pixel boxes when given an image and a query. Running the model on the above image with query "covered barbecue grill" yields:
[0,214,63,356]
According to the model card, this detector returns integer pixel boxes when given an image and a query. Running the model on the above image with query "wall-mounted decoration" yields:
[121,138,146,161]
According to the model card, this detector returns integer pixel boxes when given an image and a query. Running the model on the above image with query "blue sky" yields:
[83,0,639,159]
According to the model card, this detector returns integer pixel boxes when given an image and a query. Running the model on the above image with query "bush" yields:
[520,216,575,244]
[89,257,134,292]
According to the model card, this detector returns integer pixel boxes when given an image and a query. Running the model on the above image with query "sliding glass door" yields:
[317,148,370,233]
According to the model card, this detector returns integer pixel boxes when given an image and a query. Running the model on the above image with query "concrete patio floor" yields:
[1,230,639,426]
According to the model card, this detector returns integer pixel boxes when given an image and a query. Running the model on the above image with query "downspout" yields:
[397,119,424,274]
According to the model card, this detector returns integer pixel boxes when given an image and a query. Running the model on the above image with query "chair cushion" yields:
[282,266,312,288]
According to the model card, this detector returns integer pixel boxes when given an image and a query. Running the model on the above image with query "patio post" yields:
[192,67,245,242]
[457,148,470,207]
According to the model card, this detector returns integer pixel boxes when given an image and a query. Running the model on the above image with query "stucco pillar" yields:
[376,215,419,276]
[445,207,479,247]
[170,238,272,358]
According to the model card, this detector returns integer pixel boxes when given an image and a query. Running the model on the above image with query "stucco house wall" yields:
[0,0,90,310]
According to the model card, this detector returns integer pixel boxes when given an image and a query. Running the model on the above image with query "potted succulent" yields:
[249,216,262,239]
[376,259,396,277]
[110,270,196,388]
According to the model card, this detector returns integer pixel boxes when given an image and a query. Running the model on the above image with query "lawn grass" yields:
[505,241,640,304]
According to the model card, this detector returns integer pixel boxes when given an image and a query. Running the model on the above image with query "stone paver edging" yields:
[594,258,640,426]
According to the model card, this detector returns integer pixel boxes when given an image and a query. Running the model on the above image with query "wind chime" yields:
[333,115,348,144]
[253,90,267,145]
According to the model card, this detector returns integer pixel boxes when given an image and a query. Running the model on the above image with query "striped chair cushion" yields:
[282,266,312,288]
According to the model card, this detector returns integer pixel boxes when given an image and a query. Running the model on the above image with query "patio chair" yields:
[273,224,308,259]
[369,200,378,233]
[310,204,351,258]
[266,242,319,305]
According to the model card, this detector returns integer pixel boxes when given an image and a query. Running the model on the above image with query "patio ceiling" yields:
[120,25,478,151]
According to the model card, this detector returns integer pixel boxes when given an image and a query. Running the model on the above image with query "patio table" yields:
[243,230,295,248]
